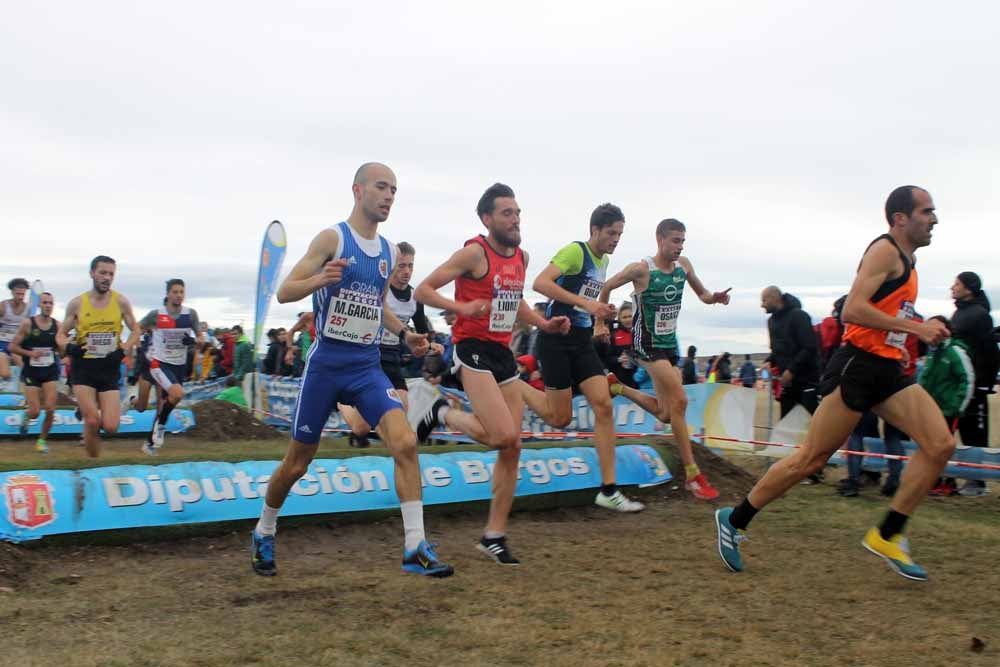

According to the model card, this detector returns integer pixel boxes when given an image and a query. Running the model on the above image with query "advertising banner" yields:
[0,409,195,438]
[0,445,672,542]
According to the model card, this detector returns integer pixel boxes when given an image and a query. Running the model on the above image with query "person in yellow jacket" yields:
[56,256,140,457]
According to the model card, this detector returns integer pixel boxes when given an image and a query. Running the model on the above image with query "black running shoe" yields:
[477,536,521,565]
[349,434,370,448]
[250,530,277,576]
[416,398,447,443]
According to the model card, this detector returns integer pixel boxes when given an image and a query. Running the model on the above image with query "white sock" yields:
[256,503,280,536]
[437,403,450,423]
[400,501,425,551]
[483,530,504,540]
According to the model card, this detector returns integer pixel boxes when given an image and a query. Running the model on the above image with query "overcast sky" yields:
[3,2,997,354]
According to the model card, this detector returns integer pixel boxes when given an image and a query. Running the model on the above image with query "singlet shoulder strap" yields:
[642,256,656,271]
[864,234,913,304]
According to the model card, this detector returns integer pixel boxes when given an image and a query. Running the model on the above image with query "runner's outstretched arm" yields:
[680,257,731,305]
[413,245,491,317]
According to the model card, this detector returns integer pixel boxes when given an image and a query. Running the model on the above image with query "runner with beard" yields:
[596,218,730,501]
[715,186,954,581]
[411,182,571,565]
[520,203,644,512]
[56,256,140,457]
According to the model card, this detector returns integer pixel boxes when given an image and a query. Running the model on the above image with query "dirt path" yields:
[1,447,997,667]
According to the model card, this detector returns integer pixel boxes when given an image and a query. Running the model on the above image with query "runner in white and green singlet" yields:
[596,218,732,501]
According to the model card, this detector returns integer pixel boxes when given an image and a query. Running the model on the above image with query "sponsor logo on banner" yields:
[4,474,57,530]
[634,446,669,478]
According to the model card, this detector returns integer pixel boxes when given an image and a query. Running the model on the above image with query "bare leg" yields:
[487,380,525,535]
[616,382,665,419]
[520,382,573,427]
[75,386,102,457]
[134,378,153,412]
[578,375,617,485]
[264,440,320,508]
[642,359,695,469]
[377,409,421,502]
[98,390,122,435]
[40,382,57,439]
[24,386,41,423]
[873,385,956,515]
[338,403,372,438]
[0,354,11,380]
[747,387,861,509]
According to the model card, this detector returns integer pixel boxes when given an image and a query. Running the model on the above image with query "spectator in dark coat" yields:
[681,345,699,384]
[950,271,998,496]
[761,286,820,417]
[739,354,756,388]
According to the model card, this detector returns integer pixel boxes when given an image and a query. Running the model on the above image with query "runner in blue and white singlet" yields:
[0,278,31,380]
[249,163,452,579]
[138,279,200,455]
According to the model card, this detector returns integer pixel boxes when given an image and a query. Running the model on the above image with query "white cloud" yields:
[2,1,998,355]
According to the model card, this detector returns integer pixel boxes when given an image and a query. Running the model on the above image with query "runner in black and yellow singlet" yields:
[56,255,140,457]
[716,186,955,582]
[9,292,60,451]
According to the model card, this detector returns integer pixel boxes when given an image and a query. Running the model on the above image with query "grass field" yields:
[1,432,998,667]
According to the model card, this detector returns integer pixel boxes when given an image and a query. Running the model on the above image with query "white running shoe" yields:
[141,441,157,456]
[595,490,645,513]
[152,423,165,448]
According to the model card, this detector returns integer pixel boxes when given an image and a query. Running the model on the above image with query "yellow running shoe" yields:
[862,527,928,581]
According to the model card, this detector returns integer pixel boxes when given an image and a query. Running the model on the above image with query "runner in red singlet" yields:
[412,182,570,565]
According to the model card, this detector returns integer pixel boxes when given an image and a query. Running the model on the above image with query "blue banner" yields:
[0,409,195,437]
[28,279,44,317]
[254,221,287,356]
[0,445,672,542]
[0,394,24,407]
[255,373,345,430]
[179,377,230,405]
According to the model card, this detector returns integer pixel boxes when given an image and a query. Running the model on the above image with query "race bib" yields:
[323,288,382,345]
[489,289,521,333]
[574,278,604,313]
[885,300,915,350]
[159,330,189,365]
[86,332,117,358]
[654,304,680,336]
[0,324,17,342]
[30,347,54,367]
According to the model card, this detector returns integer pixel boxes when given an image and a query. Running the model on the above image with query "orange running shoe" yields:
[685,473,720,500]
[607,372,624,397]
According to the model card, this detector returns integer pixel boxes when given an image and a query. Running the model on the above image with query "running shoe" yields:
[35,438,48,454]
[411,398,446,443]
[250,530,277,576]
[715,507,747,573]
[349,434,371,448]
[685,473,720,500]
[18,412,29,435]
[837,479,860,497]
[861,527,927,581]
[928,478,957,496]
[152,423,165,449]
[957,480,989,497]
[401,540,455,577]
[606,372,624,397]
[477,536,521,565]
[141,440,157,456]
[594,490,645,512]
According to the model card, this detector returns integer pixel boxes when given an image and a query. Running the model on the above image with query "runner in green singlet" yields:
[596,218,731,500]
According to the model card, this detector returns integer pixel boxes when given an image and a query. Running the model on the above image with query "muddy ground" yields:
[1,442,998,667]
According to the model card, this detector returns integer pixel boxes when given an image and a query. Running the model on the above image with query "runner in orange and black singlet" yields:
[819,233,919,412]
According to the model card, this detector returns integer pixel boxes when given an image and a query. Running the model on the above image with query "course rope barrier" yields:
[249,408,1000,472]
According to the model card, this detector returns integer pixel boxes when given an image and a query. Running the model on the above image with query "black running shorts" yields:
[22,365,60,387]
[637,347,679,367]
[537,327,606,390]
[70,359,121,393]
[453,339,519,385]
[380,358,408,391]
[818,343,914,413]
